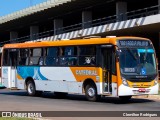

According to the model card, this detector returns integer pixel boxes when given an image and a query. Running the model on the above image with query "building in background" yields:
[0,0,160,61]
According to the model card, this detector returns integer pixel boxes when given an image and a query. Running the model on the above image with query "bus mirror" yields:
[101,45,113,48]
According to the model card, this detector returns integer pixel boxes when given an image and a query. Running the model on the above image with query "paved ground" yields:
[0,89,160,120]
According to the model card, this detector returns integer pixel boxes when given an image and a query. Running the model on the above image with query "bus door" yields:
[101,45,114,93]
[9,49,18,88]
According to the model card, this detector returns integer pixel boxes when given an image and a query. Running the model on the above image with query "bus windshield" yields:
[119,48,156,76]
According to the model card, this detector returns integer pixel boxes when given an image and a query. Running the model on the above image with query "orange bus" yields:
[1,36,159,101]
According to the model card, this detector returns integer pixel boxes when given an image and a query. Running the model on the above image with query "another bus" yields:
[1,36,159,101]
[0,47,4,88]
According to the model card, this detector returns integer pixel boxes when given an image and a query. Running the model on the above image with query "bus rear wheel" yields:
[85,84,99,102]
[27,81,42,96]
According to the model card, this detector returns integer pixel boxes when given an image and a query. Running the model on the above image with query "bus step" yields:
[10,87,18,90]
[102,92,111,95]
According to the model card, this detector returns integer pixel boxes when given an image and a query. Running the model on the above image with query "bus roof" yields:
[3,36,150,49]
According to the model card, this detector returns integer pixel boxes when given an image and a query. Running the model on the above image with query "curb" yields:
[133,95,160,100]
[147,95,160,100]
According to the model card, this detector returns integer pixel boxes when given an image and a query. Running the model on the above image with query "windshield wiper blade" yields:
[126,47,138,60]
[144,47,148,61]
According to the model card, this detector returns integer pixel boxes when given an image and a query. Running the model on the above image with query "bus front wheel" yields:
[85,84,99,102]
[27,81,42,96]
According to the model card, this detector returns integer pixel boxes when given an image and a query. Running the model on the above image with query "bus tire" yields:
[85,84,99,102]
[119,96,132,101]
[27,81,42,96]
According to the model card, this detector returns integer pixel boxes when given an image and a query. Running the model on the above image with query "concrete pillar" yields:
[54,19,63,35]
[10,31,18,43]
[158,0,160,13]
[159,33,160,66]
[82,11,92,29]
[116,1,127,21]
[30,26,39,40]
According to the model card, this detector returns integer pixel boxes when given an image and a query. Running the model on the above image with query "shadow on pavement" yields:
[0,89,155,104]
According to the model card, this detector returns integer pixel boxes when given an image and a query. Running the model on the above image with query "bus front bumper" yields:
[118,84,159,96]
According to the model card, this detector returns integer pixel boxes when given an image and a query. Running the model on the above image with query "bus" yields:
[0,47,5,88]
[1,36,159,101]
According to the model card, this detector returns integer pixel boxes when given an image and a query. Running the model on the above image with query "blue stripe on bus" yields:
[17,66,47,80]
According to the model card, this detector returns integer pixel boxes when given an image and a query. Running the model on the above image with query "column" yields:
[159,33,160,67]
[158,0,160,13]
[116,1,127,21]
[10,31,18,43]
[54,19,63,35]
[82,11,92,29]
[30,26,39,40]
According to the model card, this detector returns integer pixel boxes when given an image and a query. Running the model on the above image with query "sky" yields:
[0,0,48,17]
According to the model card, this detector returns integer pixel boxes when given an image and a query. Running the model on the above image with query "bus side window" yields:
[45,47,58,66]
[19,49,29,65]
[67,47,77,66]
[9,49,18,66]
[59,47,66,65]
[60,47,77,66]
[78,46,96,66]
[2,49,9,66]
[29,48,42,65]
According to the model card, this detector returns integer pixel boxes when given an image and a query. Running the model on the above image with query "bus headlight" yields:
[122,77,128,86]
[154,76,159,85]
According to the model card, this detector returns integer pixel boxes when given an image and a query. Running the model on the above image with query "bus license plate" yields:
[138,88,146,92]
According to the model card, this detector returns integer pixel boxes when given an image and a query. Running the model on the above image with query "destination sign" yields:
[118,40,150,47]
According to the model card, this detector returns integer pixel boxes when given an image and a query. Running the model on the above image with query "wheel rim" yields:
[87,87,95,97]
[28,83,34,94]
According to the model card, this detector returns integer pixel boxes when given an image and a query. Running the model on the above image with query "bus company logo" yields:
[141,84,144,87]
[76,70,98,76]
[136,76,147,78]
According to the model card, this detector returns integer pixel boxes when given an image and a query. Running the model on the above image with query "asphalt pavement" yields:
[0,89,160,120]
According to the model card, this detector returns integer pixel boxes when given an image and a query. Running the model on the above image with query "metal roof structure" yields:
[0,0,159,45]
[0,0,73,24]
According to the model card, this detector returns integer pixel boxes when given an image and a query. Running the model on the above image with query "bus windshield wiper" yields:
[144,47,148,61]
[125,47,138,61]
